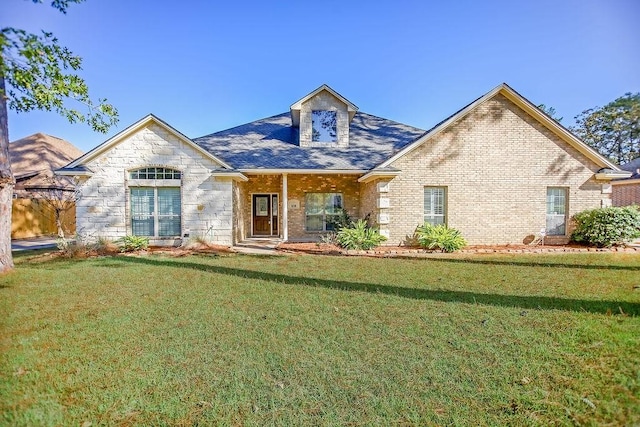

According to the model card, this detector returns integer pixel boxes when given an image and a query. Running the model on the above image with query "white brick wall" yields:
[76,123,234,245]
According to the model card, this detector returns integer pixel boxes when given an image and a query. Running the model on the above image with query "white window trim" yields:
[127,167,183,238]
[424,186,447,225]
[130,187,182,238]
[546,187,568,236]
[305,192,343,232]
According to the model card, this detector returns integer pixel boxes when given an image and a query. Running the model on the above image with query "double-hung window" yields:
[305,193,343,232]
[424,187,446,225]
[546,187,567,235]
[129,168,181,237]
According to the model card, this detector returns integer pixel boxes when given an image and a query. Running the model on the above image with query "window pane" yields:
[129,167,181,180]
[324,193,343,214]
[131,188,155,236]
[158,188,180,215]
[157,188,181,237]
[306,215,324,232]
[305,192,343,231]
[546,188,566,235]
[305,193,324,215]
[312,110,337,142]
[158,219,181,237]
[424,187,446,225]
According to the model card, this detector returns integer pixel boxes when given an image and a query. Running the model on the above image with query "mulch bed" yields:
[276,242,640,256]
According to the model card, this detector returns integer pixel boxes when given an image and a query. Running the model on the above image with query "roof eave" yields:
[357,170,401,183]
[239,168,368,175]
[55,169,93,177]
[610,177,640,185]
[210,171,249,182]
[595,171,632,180]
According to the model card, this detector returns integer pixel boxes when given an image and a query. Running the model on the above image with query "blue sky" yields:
[3,0,639,152]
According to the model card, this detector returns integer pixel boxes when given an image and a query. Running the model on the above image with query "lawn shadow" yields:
[118,256,640,316]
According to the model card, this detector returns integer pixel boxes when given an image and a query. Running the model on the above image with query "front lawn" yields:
[1,252,639,425]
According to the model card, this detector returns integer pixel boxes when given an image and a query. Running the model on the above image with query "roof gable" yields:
[377,83,622,171]
[63,114,233,170]
[10,133,83,175]
[290,84,359,127]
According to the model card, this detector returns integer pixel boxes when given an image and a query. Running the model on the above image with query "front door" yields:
[253,194,278,236]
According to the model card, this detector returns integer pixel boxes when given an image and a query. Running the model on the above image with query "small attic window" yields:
[312,110,337,142]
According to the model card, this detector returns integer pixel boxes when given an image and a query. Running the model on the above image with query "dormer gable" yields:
[290,84,359,148]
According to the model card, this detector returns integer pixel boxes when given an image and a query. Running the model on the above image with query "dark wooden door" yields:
[253,195,271,235]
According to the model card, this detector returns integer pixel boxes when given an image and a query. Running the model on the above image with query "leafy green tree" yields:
[571,93,640,164]
[537,104,563,122]
[0,0,118,273]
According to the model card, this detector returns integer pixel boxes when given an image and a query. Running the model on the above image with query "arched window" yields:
[128,167,181,237]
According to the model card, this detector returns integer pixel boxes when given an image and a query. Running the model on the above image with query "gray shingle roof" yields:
[619,158,640,180]
[193,112,425,170]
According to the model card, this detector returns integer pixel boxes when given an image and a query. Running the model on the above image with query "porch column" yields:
[282,173,288,241]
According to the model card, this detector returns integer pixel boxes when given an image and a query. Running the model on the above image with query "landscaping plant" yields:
[336,219,387,250]
[571,205,640,247]
[415,222,467,252]
[117,235,149,252]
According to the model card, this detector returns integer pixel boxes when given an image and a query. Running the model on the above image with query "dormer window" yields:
[312,110,337,142]
[291,85,358,148]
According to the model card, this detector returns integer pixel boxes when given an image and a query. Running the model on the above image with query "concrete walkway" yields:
[233,238,283,255]
[11,236,59,251]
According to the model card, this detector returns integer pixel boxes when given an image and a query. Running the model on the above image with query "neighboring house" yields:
[612,157,640,206]
[10,133,83,239]
[57,83,630,246]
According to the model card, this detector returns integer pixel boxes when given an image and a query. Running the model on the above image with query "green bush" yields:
[118,235,150,252]
[415,223,467,252]
[571,206,640,247]
[336,219,387,250]
[326,208,353,231]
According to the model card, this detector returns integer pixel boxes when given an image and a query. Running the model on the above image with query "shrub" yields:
[336,219,387,250]
[326,208,353,232]
[118,235,150,252]
[415,223,467,252]
[571,206,640,247]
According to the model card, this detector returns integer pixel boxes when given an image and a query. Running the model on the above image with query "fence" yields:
[11,198,76,239]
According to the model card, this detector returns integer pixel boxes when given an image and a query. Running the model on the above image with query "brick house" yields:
[612,158,640,206]
[57,83,629,246]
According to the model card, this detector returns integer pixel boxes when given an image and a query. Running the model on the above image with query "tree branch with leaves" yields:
[0,0,118,273]
[571,93,640,165]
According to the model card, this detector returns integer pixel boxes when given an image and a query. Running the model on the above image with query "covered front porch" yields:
[235,172,384,243]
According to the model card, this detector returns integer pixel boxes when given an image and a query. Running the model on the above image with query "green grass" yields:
[1,251,639,426]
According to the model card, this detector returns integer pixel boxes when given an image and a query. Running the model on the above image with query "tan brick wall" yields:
[359,179,381,224]
[287,174,360,240]
[612,182,640,206]
[387,94,606,245]
[236,174,362,241]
